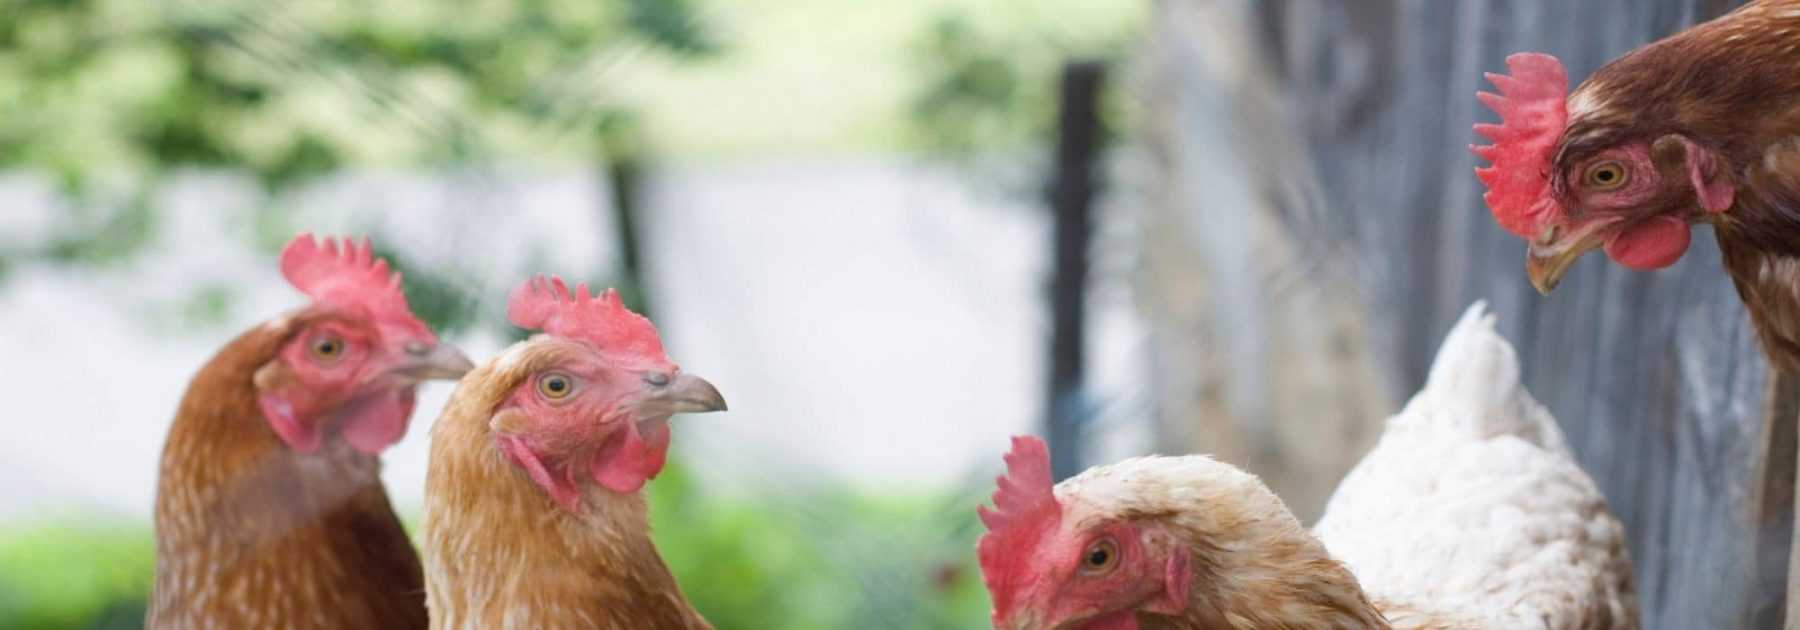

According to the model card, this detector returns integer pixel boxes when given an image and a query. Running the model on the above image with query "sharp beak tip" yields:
[399,344,475,381]
[660,374,728,414]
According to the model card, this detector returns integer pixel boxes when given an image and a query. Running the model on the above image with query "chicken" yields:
[148,234,474,629]
[1470,1,1800,370]
[977,303,1636,629]
[421,275,727,629]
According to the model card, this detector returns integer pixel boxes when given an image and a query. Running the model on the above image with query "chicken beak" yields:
[391,342,476,382]
[1525,223,1606,295]
[638,372,728,416]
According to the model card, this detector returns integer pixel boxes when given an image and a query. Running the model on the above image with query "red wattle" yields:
[339,388,417,454]
[590,420,671,494]
[1604,216,1690,271]
[259,394,320,453]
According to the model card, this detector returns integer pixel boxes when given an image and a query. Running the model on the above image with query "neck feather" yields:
[423,370,705,630]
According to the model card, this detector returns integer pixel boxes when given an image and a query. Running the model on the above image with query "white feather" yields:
[1312,301,1637,628]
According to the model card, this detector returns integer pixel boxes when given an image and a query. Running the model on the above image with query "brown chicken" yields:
[148,234,474,629]
[1471,1,1800,370]
[422,275,727,629]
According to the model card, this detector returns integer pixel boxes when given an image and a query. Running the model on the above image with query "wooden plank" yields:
[1156,1,1772,628]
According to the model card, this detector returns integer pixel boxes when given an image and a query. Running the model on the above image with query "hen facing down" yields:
[149,234,474,629]
[977,303,1636,629]
[1470,1,1800,370]
[422,275,727,630]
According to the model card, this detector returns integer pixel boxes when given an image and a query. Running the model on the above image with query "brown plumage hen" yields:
[422,275,727,629]
[148,234,474,629]
[1471,1,1800,370]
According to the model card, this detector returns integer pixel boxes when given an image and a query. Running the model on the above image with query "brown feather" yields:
[422,343,710,630]
[148,315,428,630]
[1555,0,1800,370]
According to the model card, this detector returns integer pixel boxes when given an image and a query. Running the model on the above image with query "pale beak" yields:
[391,342,475,381]
[1525,223,1607,295]
[638,372,728,416]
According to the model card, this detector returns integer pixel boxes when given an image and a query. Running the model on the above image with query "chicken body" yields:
[148,235,471,629]
[421,353,708,630]
[150,323,429,629]
[422,277,724,629]
[979,303,1636,629]
[1311,303,1636,628]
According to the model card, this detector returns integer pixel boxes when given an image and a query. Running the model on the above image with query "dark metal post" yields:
[1046,61,1105,481]
[599,113,652,318]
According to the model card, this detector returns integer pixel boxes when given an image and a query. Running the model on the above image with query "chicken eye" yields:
[308,336,346,363]
[1079,538,1120,576]
[537,372,576,400]
[1584,161,1628,190]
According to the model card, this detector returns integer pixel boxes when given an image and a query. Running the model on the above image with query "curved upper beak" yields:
[638,372,728,416]
[1525,223,1607,295]
[391,342,476,382]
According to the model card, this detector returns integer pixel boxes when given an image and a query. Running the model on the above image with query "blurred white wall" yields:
[0,156,1150,520]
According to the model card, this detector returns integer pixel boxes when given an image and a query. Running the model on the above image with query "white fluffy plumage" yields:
[1311,302,1638,629]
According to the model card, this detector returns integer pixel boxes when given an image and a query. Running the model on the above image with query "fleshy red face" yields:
[978,437,1191,630]
[1472,52,1737,293]
[1524,135,1736,289]
[488,338,726,512]
[256,233,473,455]
[257,308,470,455]
[983,517,1189,630]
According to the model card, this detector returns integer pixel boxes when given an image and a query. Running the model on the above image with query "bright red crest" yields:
[506,275,669,365]
[280,233,429,338]
[1471,52,1569,239]
[977,435,1063,619]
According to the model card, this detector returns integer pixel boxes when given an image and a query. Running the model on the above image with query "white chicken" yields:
[976,302,1637,629]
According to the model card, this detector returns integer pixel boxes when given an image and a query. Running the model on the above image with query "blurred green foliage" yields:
[0,0,713,188]
[0,0,715,322]
[0,462,989,629]
[908,7,1140,157]
[0,522,153,630]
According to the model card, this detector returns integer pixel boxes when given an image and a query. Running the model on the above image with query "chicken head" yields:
[255,234,474,455]
[1473,52,1736,293]
[488,275,726,512]
[977,436,1191,630]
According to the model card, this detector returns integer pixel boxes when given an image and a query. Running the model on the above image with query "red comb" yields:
[1471,52,1569,239]
[280,233,425,335]
[976,435,1062,616]
[506,275,668,363]
[978,436,1058,533]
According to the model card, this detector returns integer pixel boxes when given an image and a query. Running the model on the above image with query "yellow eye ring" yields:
[1584,161,1629,190]
[308,336,346,362]
[537,372,576,400]
[1079,538,1120,576]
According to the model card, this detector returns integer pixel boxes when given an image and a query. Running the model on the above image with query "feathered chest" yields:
[1718,233,1800,371]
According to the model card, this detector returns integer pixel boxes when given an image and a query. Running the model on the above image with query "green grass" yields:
[0,521,153,630]
[0,463,990,629]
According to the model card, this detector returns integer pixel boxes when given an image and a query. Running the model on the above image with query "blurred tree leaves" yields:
[0,0,717,187]
[907,7,1140,159]
[0,0,716,330]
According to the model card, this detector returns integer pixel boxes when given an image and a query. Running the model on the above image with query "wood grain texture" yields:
[1152,1,1779,629]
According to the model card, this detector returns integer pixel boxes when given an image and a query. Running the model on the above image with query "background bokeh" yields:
[0,1,1145,628]
[5,2,1780,630]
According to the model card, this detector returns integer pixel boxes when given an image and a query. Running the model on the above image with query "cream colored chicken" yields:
[977,303,1637,629]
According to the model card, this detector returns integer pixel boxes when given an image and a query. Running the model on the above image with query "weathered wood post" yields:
[1148,1,1783,628]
